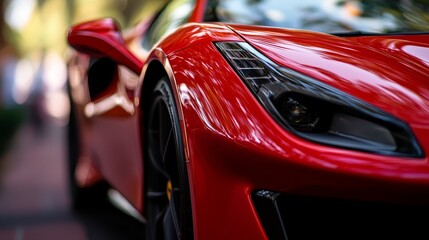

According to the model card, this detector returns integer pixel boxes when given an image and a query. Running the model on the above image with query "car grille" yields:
[252,190,429,240]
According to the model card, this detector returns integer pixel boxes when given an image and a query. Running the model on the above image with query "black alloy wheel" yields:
[145,78,193,240]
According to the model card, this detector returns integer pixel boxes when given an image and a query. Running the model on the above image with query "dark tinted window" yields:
[143,0,195,49]
[205,0,429,33]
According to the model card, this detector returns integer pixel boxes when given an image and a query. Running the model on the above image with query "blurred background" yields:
[0,0,164,239]
[0,0,164,131]
[1,0,429,239]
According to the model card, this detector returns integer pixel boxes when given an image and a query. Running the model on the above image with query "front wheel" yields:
[144,78,193,240]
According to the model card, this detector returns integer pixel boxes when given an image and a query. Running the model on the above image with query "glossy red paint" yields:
[167,41,429,239]
[153,23,243,61]
[349,35,429,68]
[67,18,143,74]
[146,24,429,239]
[66,0,429,239]
[91,114,143,209]
[189,0,207,22]
[171,40,429,192]
[67,19,144,209]
[229,25,429,126]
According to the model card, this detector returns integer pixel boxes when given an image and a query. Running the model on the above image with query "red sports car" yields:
[66,0,429,239]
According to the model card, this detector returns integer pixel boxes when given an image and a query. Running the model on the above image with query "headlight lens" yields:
[216,42,423,158]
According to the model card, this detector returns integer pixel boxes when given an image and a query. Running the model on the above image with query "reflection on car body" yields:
[66,0,429,239]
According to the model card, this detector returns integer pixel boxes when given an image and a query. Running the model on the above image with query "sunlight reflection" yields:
[12,58,35,104]
[42,51,69,125]
[5,0,36,31]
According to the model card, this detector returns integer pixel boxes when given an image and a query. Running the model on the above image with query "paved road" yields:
[0,119,145,240]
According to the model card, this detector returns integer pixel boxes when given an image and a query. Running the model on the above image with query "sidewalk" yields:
[0,119,144,240]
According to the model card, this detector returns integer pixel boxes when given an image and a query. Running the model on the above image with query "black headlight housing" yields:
[216,42,423,158]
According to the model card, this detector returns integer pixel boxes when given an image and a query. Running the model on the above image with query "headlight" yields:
[216,42,423,158]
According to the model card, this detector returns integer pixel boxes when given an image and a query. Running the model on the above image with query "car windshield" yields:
[205,0,429,34]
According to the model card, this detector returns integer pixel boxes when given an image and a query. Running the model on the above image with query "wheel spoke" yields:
[147,191,167,201]
[163,205,179,239]
[147,144,170,179]
[146,82,193,240]
[154,208,166,238]
[148,100,173,179]
[156,99,175,179]
[159,101,172,159]
[162,128,174,166]
[158,100,164,156]
[169,187,181,237]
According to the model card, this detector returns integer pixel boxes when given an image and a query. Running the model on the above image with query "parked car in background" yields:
[66,0,429,239]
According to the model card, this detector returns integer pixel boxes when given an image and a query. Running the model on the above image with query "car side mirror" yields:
[67,18,143,74]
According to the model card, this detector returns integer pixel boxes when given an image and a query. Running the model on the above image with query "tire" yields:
[144,77,193,240]
[68,91,108,210]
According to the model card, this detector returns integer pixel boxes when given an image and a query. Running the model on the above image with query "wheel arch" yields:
[138,47,192,198]
[139,49,195,238]
[140,48,190,159]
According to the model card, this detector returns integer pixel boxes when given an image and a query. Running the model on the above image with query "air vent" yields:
[216,42,274,92]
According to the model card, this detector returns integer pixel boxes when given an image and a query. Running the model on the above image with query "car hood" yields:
[227,24,429,126]
[351,35,429,67]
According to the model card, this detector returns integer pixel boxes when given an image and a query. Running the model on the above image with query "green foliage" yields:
[0,107,25,156]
